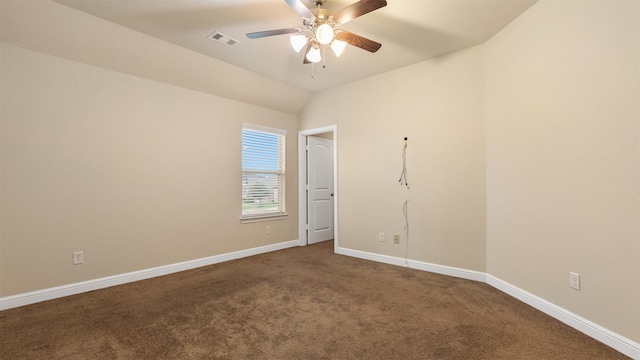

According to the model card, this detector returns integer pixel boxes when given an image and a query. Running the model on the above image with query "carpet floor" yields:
[0,240,629,359]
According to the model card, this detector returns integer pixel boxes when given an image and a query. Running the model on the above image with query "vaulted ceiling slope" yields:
[1,0,312,115]
[55,0,538,91]
[5,0,538,114]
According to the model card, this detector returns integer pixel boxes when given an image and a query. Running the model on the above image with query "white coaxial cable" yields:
[399,137,409,189]
[403,198,409,266]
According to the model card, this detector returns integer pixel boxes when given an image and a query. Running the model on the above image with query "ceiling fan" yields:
[246,0,387,65]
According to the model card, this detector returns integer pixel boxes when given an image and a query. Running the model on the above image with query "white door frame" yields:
[298,125,338,252]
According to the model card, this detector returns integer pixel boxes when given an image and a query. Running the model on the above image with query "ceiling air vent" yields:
[208,31,240,48]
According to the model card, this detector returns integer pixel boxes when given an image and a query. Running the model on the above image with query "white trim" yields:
[298,132,307,247]
[336,247,408,267]
[336,246,485,282]
[0,240,299,311]
[2,238,637,358]
[486,275,640,359]
[336,246,639,359]
[242,122,287,135]
[240,213,288,223]
[407,259,486,282]
[300,125,336,136]
[298,125,338,249]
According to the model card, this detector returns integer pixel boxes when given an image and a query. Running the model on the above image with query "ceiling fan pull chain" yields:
[310,62,315,78]
[322,45,327,69]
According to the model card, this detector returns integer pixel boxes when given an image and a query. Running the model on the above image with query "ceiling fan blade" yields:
[332,0,387,25]
[335,30,382,53]
[284,0,315,20]
[246,28,302,39]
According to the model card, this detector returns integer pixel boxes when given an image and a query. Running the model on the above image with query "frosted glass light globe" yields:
[331,39,347,57]
[290,34,308,53]
[315,24,334,45]
[306,46,322,63]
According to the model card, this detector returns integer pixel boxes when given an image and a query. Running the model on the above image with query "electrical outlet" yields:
[266,226,271,235]
[570,272,580,290]
[393,235,400,244]
[73,251,84,265]
[379,232,385,242]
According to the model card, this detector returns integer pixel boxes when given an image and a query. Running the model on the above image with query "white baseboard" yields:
[407,259,486,282]
[0,240,299,311]
[336,246,486,282]
[336,247,409,268]
[337,246,640,359]
[2,242,638,358]
[486,275,640,359]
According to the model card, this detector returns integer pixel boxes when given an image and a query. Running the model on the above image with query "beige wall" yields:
[0,0,3,294]
[0,43,298,296]
[301,45,487,272]
[0,0,310,115]
[485,0,639,342]
[1,0,638,347]
[301,0,639,344]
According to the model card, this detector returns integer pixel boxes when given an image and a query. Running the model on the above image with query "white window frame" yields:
[241,123,287,223]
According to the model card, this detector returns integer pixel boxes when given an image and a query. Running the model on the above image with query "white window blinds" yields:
[242,124,286,218]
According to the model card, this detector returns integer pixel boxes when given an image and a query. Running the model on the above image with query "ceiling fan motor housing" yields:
[308,8,332,25]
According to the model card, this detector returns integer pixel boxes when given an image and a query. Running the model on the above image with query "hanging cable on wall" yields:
[403,198,409,266]
[398,137,410,266]
[399,137,409,189]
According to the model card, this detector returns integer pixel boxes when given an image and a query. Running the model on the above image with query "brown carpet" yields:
[0,241,629,359]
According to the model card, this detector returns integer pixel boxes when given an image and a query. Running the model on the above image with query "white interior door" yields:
[307,136,334,244]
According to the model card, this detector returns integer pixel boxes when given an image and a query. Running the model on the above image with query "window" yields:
[241,124,287,221]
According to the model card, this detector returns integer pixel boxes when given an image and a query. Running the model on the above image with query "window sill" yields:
[240,213,288,224]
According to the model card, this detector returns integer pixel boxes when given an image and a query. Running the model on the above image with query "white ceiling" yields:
[54,0,537,93]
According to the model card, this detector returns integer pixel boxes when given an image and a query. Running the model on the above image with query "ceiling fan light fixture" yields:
[315,23,334,45]
[306,45,322,63]
[330,39,347,57]
[290,34,308,52]
[246,0,387,68]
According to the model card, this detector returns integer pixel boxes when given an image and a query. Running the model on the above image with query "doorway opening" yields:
[298,126,338,251]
